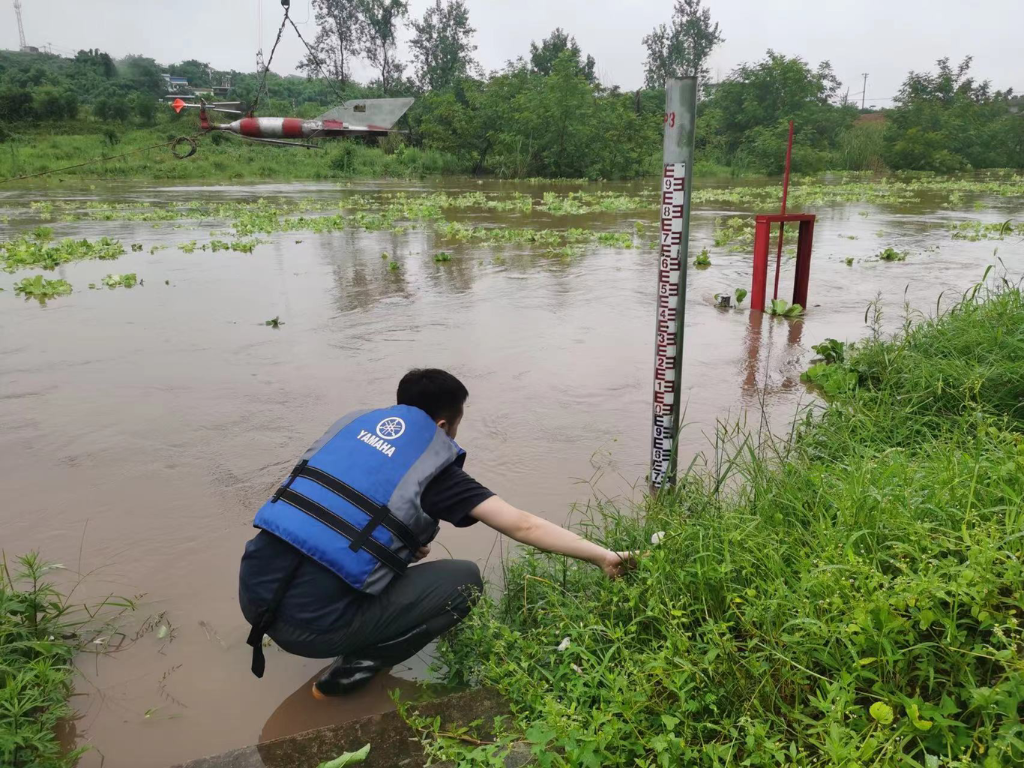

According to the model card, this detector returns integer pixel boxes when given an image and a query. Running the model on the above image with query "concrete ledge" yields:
[176,688,526,768]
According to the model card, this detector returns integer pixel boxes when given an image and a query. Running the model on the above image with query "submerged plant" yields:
[264,316,284,328]
[767,298,804,317]
[694,249,712,268]
[878,247,907,262]
[810,337,850,364]
[1,236,125,272]
[949,219,1016,241]
[101,273,139,289]
[13,275,72,302]
[433,252,452,263]
[714,288,748,309]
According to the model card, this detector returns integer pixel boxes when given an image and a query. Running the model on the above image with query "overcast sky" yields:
[5,0,1023,106]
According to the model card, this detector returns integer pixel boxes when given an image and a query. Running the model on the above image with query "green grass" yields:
[433,282,1024,767]
[0,126,471,182]
[1,553,137,768]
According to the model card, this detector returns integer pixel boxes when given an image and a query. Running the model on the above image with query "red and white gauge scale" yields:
[650,78,697,491]
[650,161,686,489]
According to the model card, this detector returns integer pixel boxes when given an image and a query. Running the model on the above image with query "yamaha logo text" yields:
[355,417,406,458]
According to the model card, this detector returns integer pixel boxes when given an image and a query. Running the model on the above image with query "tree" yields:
[93,91,132,122]
[356,0,408,94]
[643,0,723,89]
[0,85,35,121]
[529,28,596,84]
[302,0,362,84]
[706,51,852,173]
[409,0,477,91]
[117,55,164,97]
[168,59,214,87]
[73,49,116,79]
[883,56,1024,171]
[132,92,158,125]
[33,86,78,120]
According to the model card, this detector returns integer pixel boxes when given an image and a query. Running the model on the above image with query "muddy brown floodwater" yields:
[0,175,1019,767]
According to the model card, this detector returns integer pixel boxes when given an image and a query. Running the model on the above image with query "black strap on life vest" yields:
[246,551,303,679]
[288,463,421,554]
[276,488,409,575]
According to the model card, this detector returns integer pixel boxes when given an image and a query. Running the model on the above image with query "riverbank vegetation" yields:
[1,554,139,768]
[2,1,1021,181]
[431,282,1024,766]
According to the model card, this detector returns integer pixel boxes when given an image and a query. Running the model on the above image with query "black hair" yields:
[396,369,468,423]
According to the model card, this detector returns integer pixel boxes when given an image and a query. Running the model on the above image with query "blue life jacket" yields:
[253,405,465,595]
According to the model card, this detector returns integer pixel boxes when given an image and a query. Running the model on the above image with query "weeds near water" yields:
[949,220,1017,241]
[13,275,72,302]
[878,247,908,262]
[714,288,748,309]
[692,175,1024,208]
[767,298,803,316]
[1,553,139,768]
[713,216,754,249]
[436,281,1024,767]
[693,248,712,268]
[1,235,125,272]
[101,273,139,289]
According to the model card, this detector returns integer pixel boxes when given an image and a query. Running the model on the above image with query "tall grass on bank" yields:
[1,553,136,768]
[832,122,886,172]
[436,283,1024,767]
[0,128,471,182]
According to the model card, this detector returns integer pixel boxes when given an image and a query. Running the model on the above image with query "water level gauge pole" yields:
[650,77,697,491]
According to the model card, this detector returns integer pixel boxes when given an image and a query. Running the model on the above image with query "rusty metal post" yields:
[792,218,815,309]
[772,120,795,301]
[751,217,771,312]
[650,77,697,491]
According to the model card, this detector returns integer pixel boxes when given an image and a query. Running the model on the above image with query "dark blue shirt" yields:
[239,463,492,631]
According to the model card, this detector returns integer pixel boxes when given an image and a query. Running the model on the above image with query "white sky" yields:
[5,0,1023,106]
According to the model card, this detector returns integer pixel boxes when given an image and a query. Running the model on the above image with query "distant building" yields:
[162,74,189,92]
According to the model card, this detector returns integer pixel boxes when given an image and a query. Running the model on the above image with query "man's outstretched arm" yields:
[469,495,635,578]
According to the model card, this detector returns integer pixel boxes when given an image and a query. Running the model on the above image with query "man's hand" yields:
[599,550,639,579]
[414,544,431,561]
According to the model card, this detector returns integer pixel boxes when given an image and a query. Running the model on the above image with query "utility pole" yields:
[14,0,27,50]
[861,73,869,110]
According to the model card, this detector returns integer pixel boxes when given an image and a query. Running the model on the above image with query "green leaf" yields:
[317,744,370,768]
[661,714,680,730]
[869,702,894,725]
[907,703,933,731]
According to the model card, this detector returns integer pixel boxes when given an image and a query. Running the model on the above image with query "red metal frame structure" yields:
[751,214,816,312]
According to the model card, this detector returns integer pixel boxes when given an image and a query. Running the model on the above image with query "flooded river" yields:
[0,174,1019,767]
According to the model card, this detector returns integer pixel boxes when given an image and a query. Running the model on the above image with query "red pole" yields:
[751,217,771,312]
[772,120,795,302]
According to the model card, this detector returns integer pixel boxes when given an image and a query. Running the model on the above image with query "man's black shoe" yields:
[311,658,380,698]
